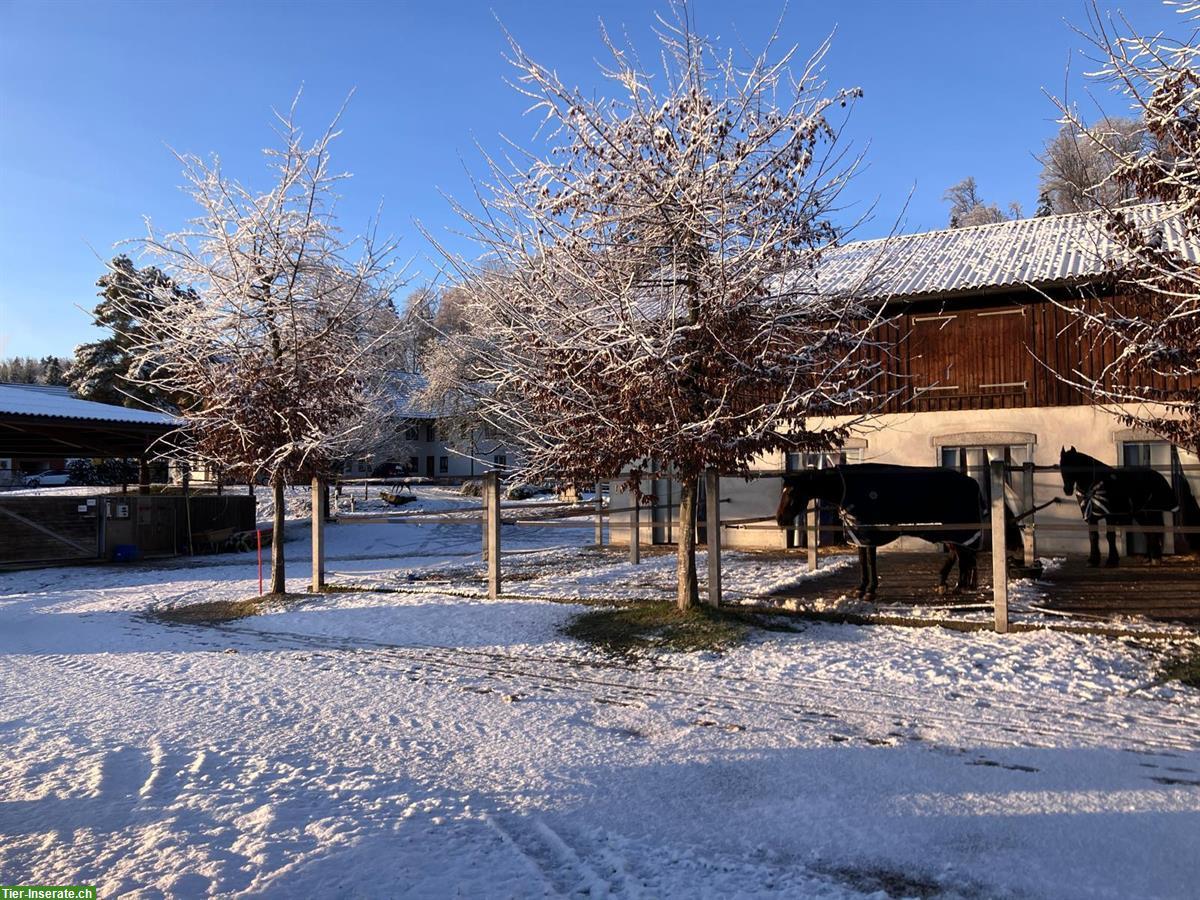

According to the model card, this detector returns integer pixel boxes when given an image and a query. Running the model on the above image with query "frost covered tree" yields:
[69,255,195,408]
[1052,2,1200,456]
[117,98,404,594]
[1036,117,1147,214]
[943,177,1021,228]
[431,7,891,609]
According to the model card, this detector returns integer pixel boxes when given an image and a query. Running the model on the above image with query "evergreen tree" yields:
[69,255,195,408]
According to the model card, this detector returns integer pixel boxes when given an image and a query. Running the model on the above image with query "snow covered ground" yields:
[2,486,1198,898]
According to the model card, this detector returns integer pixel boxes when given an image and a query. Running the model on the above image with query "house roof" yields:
[810,203,1198,301]
[0,383,180,425]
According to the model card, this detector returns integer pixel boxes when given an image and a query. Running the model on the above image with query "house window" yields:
[407,456,419,473]
[405,426,419,442]
[439,456,448,474]
[493,454,507,470]
[424,423,436,443]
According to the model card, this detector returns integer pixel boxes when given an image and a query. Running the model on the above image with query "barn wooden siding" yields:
[856,290,1195,415]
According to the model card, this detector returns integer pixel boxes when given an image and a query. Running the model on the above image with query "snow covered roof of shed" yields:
[810,203,1198,301]
[0,383,179,426]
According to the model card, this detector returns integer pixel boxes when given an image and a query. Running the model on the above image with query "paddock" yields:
[324,469,1200,632]
[766,551,1200,625]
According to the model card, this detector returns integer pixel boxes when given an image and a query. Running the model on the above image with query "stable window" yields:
[1120,440,1174,556]
[939,443,1029,493]
[784,448,865,548]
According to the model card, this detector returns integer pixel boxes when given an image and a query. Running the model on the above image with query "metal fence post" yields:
[1021,461,1037,567]
[481,477,489,562]
[806,500,819,571]
[629,478,641,565]
[594,481,605,547]
[705,468,722,607]
[311,477,326,592]
[486,471,501,599]
[991,459,1009,633]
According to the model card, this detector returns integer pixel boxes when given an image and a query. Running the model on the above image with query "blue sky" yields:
[0,0,1182,359]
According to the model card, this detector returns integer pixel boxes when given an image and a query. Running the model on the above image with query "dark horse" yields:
[776,464,987,601]
[1059,446,1187,566]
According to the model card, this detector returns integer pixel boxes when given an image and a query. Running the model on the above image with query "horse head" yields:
[776,474,813,526]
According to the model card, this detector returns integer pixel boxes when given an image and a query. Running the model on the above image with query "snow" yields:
[1,485,1198,898]
[0,382,178,424]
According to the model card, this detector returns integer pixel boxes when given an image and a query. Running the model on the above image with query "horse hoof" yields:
[1105,558,1119,568]
[1087,557,1101,568]
[935,584,948,597]
[862,592,876,603]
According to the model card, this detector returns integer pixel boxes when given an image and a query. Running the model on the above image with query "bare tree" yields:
[1051,2,1200,456]
[430,6,892,610]
[1037,117,1147,213]
[118,97,405,594]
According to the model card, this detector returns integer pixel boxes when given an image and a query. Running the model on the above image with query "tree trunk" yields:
[676,475,699,611]
[270,478,286,595]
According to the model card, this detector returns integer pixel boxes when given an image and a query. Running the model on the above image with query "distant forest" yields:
[0,355,71,386]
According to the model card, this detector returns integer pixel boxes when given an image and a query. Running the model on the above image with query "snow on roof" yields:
[809,203,1198,301]
[0,383,180,426]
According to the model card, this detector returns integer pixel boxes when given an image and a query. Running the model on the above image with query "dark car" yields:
[370,461,412,479]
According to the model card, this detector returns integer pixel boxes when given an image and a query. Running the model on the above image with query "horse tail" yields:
[1176,471,1200,556]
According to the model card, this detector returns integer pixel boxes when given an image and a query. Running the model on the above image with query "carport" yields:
[0,384,252,567]
[0,383,177,488]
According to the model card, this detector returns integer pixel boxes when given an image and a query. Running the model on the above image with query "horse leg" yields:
[856,546,869,599]
[955,547,977,593]
[1143,512,1164,563]
[1105,521,1120,567]
[1087,521,1102,567]
[937,546,956,595]
[863,545,879,601]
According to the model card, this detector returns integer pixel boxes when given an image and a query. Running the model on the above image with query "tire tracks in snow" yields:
[173,619,1200,753]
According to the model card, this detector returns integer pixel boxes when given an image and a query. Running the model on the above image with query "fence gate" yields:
[0,496,101,565]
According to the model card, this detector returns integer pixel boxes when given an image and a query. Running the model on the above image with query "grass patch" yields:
[1159,651,1200,688]
[154,593,306,624]
[563,601,752,655]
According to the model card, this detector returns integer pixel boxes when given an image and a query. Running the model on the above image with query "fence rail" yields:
[325,462,1198,635]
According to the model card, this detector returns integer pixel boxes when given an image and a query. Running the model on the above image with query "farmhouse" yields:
[611,204,1200,556]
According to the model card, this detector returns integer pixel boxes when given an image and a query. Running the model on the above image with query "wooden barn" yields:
[610,204,1200,555]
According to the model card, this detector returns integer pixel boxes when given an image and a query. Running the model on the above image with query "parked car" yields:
[23,469,71,487]
[370,461,412,479]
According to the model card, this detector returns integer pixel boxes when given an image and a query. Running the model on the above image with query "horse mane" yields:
[1062,447,1114,474]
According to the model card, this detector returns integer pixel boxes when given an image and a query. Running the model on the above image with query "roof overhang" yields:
[0,413,180,459]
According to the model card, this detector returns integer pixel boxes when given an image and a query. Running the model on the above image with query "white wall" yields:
[607,405,1200,557]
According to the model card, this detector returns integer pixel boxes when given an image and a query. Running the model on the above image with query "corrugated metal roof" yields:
[0,383,179,426]
[809,203,1198,301]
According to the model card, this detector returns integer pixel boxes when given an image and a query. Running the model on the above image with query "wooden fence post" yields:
[311,477,325,592]
[705,469,722,607]
[806,500,819,571]
[594,482,605,547]
[486,471,501,599]
[991,459,1009,633]
[629,477,641,565]
[1021,461,1037,567]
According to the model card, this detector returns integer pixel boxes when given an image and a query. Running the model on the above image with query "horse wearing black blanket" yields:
[1059,446,1189,566]
[775,464,986,601]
